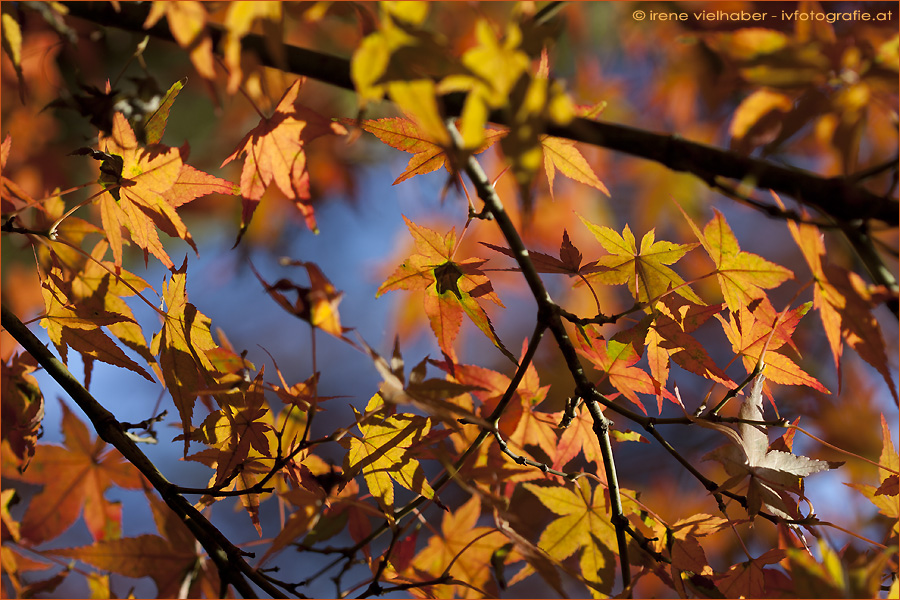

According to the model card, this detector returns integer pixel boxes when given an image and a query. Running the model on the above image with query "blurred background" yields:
[2,1,897,597]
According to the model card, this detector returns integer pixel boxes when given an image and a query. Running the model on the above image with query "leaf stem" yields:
[790,424,899,475]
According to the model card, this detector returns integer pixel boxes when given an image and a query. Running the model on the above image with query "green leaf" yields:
[142,77,186,145]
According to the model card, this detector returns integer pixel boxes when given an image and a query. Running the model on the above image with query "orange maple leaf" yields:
[149,260,219,454]
[553,408,604,471]
[353,116,504,185]
[72,240,157,370]
[88,112,237,270]
[190,375,273,488]
[678,205,793,312]
[715,298,829,393]
[4,401,144,544]
[401,495,509,598]
[51,494,220,597]
[221,79,347,237]
[40,262,153,386]
[182,370,274,534]
[377,216,515,364]
[436,341,556,464]
[717,549,786,598]
[781,199,898,401]
[646,295,735,397]
[577,325,677,414]
[541,135,609,200]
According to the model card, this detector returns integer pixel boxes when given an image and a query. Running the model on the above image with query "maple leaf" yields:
[270,371,326,413]
[846,414,899,523]
[678,205,793,312]
[353,116,505,185]
[258,489,321,565]
[149,260,220,454]
[342,394,439,516]
[493,512,568,597]
[71,240,157,370]
[541,135,609,200]
[661,513,730,579]
[4,401,143,544]
[192,451,270,534]
[553,408,604,472]
[187,370,273,488]
[531,49,608,201]
[250,259,346,339]
[402,495,509,599]
[221,79,347,238]
[579,215,702,304]
[523,479,618,597]
[646,295,735,396]
[577,325,676,415]
[50,494,220,598]
[717,549,787,599]
[434,341,557,464]
[1,352,44,472]
[81,111,237,270]
[782,202,898,401]
[716,298,829,393]
[39,263,153,387]
[180,372,274,534]
[703,373,835,519]
[377,216,515,363]
[481,229,608,279]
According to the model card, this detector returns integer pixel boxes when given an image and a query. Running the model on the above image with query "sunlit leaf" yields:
[222,79,347,237]
[378,216,515,363]
[580,215,701,304]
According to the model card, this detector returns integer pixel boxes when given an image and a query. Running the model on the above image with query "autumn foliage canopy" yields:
[1,1,898,598]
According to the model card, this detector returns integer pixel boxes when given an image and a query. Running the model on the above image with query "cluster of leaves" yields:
[1,2,898,599]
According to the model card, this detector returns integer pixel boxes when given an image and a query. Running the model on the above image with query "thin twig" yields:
[444,120,633,592]
[1,304,292,599]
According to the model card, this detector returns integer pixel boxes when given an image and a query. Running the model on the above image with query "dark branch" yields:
[59,1,898,227]
[1,304,291,599]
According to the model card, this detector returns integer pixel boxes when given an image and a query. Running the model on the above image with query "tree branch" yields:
[444,121,633,592]
[0,304,291,600]
[59,1,897,228]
